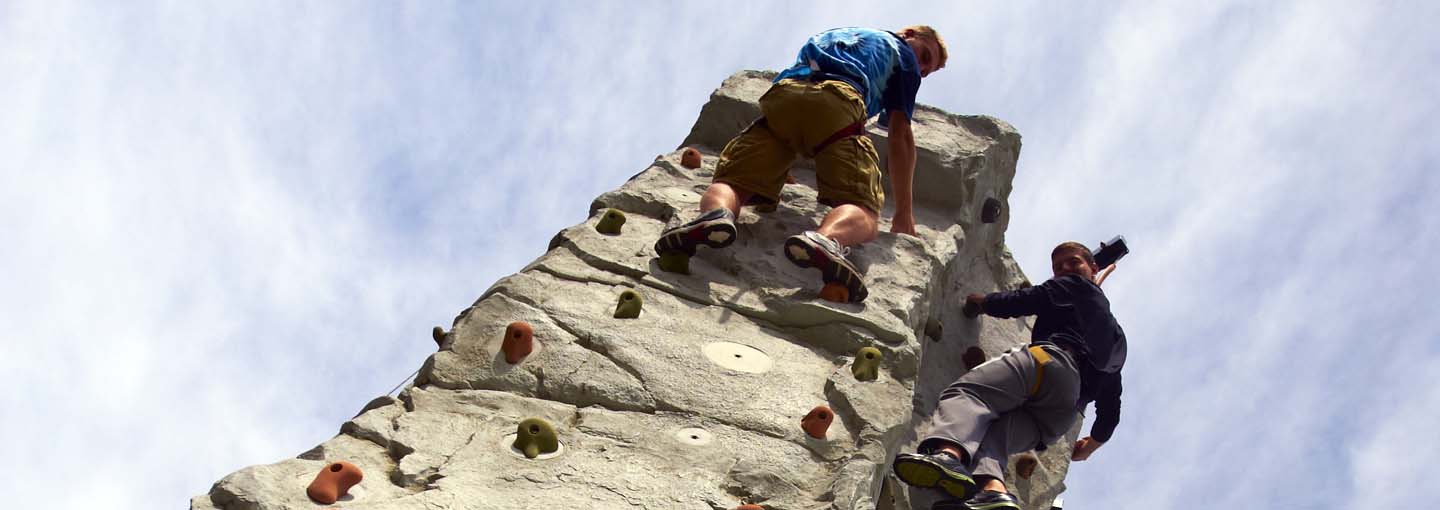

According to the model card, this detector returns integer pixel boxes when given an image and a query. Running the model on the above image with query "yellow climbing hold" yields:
[852,346,882,381]
[596,208,626,235]
[614,289,643,318]
[513,418,559,459]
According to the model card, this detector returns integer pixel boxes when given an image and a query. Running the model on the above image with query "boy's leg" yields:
[893,348,1040,500]
[654,120,793,264]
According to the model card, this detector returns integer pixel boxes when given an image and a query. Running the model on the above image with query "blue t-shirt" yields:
[774,27,923,121]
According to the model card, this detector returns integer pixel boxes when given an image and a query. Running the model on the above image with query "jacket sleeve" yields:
[1090,371,1123,443]
[982,280,1055,318]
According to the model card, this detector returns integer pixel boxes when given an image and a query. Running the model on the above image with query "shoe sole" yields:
[965,501,1020,510]
[783,236,868,303]
[655,219,736,256]
[892,456,975,500]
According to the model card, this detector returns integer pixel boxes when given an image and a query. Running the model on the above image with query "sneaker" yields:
[783,231,868,302]
[962,490,1021,510]
[892,451,976,500]
[653,208,737,257]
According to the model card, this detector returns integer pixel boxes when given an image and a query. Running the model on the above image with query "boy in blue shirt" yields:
[654,26,947,303]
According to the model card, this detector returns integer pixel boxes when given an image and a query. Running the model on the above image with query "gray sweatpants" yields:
[919,345,1081,482]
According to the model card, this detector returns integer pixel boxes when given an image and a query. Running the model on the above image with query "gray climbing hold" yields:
[981,197,1002,223]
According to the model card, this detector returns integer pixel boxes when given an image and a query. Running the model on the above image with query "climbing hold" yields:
[657,251,690,274]
[735,505,765,510]
[819,282,850,303]
[801,405,834,439]
[1016,452,1039,479]
[681,147,703,169]
[306,461,364,504]
[925,316,943,342]
[614,289,643,318]
[595,208,626,235]
[513,418,560,459]
[962,347,987,370]
[852,347,882,381]
[502,321,534,364]
[432,326,446,349]
[981,197,1002,223]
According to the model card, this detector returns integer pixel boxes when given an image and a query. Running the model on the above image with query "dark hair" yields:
[1051,241,1096,267]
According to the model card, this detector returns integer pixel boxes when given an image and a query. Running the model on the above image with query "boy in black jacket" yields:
[892,241,1127,510]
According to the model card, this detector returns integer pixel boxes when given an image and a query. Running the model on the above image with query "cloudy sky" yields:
[2,1,1436,508]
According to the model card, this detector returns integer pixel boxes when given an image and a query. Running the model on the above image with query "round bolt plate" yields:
[675,427,713,446]
[702,342,773,374]
[500,433,565,460]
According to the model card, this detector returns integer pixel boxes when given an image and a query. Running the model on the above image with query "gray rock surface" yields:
[194,70,1074,510]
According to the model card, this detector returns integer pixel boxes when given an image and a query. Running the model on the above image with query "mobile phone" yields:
[1093,235,1129,268]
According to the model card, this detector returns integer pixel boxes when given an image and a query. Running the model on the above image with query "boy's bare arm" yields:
[886,110,917,236]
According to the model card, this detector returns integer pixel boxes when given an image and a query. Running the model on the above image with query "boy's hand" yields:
[890,212,917,236]
[962,293,985,318]
[1071,437,1103,461]
[1093,263,1117,287]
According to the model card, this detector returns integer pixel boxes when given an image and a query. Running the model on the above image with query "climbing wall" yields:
[192,71,1073,510]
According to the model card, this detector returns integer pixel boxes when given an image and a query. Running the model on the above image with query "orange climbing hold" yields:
[502,322,534,364]
[735,505,765,510]
[306,461,363,504]
[681,147,703,169]
[801,405,834,439]
[819,282,849,303]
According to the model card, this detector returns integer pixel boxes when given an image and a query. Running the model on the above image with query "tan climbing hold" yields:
[1016,452,1040,479]
[502,321,534,364]
[513,418,560,459]
[801,405,834,439]
[680,147,703,169]
[819,282,850,303]
[306,461,363,504]
[614,289,643,318]
[596,208,626,235]
[963,346,987,370]
[852,347,882,381]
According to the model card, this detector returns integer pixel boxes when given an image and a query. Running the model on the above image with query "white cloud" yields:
[2,1,1435,509]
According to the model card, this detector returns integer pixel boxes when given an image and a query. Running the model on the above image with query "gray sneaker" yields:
[961,490,1021,510]
[892,451,976,500]
[783,231,868,303]
[654,208,737,257]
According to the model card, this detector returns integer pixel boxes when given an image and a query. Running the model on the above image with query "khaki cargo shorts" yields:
[712,79,885,214]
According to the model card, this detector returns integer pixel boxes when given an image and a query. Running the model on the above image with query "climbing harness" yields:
[1026,345,1054,397]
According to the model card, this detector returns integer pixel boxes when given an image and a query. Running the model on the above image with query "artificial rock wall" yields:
[193,70,1078,510]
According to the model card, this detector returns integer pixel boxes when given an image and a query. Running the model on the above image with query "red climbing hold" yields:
[681,147,703,169]
[306,461,363,504]
[502,321,534,364]
[801,405,834,439]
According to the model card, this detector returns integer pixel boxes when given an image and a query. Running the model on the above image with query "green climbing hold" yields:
[852,346,882,381]
[513,417,559,459]
[614,289,643,318]
[657,251,691,274]
[596,208,626,235]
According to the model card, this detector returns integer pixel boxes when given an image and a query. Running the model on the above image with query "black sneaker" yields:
[653,208,737,257]
[962,490,1021,510]
[892,451,976,500]
[783,231,868,302]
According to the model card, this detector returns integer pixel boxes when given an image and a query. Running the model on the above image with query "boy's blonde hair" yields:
[900,25,949,70]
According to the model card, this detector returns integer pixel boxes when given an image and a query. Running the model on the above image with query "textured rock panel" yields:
[195,71,1067,510]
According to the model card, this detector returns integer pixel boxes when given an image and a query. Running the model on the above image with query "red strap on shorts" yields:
[811,120,866,155]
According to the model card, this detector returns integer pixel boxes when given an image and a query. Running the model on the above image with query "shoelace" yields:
[812,232,850,259]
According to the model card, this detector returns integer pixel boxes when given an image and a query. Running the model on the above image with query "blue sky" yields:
[2,2,1437,508]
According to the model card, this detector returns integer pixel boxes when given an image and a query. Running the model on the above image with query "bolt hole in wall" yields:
[530,426,540,434]
[329,464,343,472]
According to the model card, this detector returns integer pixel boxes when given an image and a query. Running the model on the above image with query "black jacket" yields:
[982,274,1128,443]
